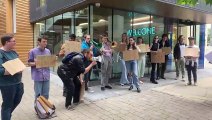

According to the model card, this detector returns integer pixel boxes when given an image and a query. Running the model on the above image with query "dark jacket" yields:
[159,40,171,60]
[150,42,159,51]
[58,53,86,78]
[174,43,186,59]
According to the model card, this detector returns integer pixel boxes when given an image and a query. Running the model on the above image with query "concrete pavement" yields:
[1,67,212,120]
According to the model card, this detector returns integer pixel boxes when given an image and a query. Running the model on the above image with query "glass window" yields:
[113,10,132,42]
[133,13,150,44]
[91,6,112,41]
[45,17,54,54]
[63,12,74,41]
[150,16,164,44]
[75,7,89,41]
[39,0,46,7]
[34,21,45,47]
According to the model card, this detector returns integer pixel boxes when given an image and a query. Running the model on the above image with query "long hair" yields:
[121,33,128,44]
[152,35,159,44]
[177,35,183,43]
[127,37,136,50]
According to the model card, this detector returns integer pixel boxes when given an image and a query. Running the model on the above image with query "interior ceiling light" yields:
[99,19,106,22]
[131,21,153,26]
[131,16,153,22]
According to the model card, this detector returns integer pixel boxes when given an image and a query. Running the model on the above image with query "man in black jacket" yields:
[174,35,186,81]
[159,34,171,79]
[57,49,97,110]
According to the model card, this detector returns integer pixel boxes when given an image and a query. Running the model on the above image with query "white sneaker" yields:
[181,77,185,82]
[194,82,197,86]
[87,87,94,93]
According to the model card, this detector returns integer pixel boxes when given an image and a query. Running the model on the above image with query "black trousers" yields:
[186,62,197,83]
[0,83,24,120]
[84,60,92,90]
[150,63,160,81]
[160,57,168,78]
[57,69,81,107]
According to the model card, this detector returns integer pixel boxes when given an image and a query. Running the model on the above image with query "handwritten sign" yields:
[112,43,126,52]
[137,44,150,53]
[123,50,139,61]
[184,47,199,57]
[162,47,172,55]
[36,55,57,68]
[2,58,26,75]
[151,51,165,63]
[64,41,81,55]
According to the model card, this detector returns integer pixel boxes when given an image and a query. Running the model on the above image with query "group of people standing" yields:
[0,31,200,119]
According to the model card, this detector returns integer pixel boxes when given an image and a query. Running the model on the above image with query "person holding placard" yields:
[100,35,113,91]
[185,37,200,86]
[57,49,97,110]
[136,37,146,82]
[58,33,76,97]
[0,35,24,120]
[126,37,141,93]
[119,33,129,86]
[159,34,171,79]
[28,37,51,100]
[174,35,186,81]
[150,35,160,84]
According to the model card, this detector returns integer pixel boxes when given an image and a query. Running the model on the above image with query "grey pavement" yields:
[1,67,212,120]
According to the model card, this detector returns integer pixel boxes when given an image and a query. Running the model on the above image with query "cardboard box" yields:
[64,41,81,55]
[123,50,139,61]
[36,55,57,68]
[112,43,126,52]
[162,47,172,55]
[2,58,26,75]
[151,51,165,63]
[184,47,199,57]
[137,44,150,53]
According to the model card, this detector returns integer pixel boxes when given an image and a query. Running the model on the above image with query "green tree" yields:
[177,0,212,6]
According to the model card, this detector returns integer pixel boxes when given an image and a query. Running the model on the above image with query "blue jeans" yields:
[126,60,140,88]
[0,83,24,120]
[34,80,50,99]
[119,59,129,84]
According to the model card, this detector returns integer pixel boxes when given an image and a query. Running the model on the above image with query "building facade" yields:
[0,0,33,64]
[30,0,212,78]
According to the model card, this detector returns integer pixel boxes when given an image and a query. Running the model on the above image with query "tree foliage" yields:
[177,0,212,6]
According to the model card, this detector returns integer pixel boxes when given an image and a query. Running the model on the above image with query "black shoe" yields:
[161,77,166,80]
[63,92,67,97]
[129,85,133,90]
[101,87,105,91]
[151,80,158,84]
[105,85,112,89]
[137,88,141,93]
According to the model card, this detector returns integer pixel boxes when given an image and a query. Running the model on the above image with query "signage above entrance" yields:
[127,27,156,37]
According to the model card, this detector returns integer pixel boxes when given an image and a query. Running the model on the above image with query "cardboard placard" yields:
[137,44,150,53]
[151,51,165,63]
[64,41,81,55]
[80,82,85,101]
[162,47,172,55]
[205,51,212,62]
[123,50,139,61]
[184,47,199,57]
[2,58,26,75]
[36,55,57,68]
[111,43,126,52]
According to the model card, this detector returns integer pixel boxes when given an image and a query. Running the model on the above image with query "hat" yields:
[188,37,195,40]
[69,34,76,39]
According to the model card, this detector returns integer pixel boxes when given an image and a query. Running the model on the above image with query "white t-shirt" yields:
[180,44,186,57]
